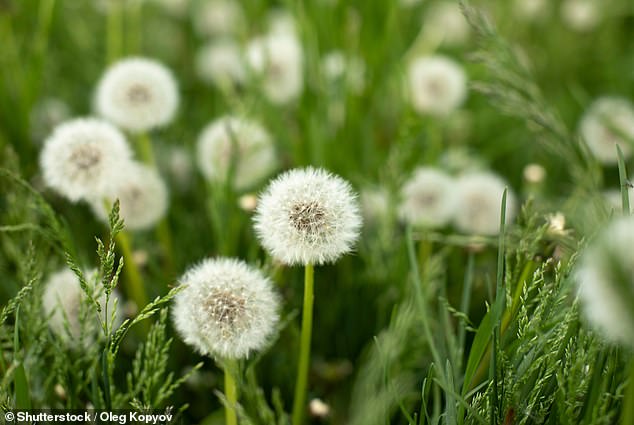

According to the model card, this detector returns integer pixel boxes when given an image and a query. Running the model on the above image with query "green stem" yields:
[128,0,143,55]
[292,264,314,425]
[224,361,238,425]
[621,359,634,425]
[106,0,123,64]
[136,132,156,166]
[115,230,148,308]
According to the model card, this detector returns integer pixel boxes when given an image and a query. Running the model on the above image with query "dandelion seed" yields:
[422,1,470,47]
[246,31,304,105]
[196,116,278,190]
[90,162,168,231]
[195,40,246,89]
[579,97,634,165]
[172,258,280,359]
[40,118,133,202]
[407,55,467,117]
[253,167,362,266]
[398,167,457,229]
[42,268,121,342]
[453,171,517,236]
[95,57,179,132]
[575,217,634,346]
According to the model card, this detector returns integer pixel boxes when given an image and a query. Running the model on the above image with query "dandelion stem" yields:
[115,230,148,309]
[106,0,123,64]
[136,132,156,166]
[224,360,238,425]
[292,263,314,425]
[135,132,175,276]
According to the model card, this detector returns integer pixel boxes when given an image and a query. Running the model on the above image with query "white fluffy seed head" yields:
[254,167,363,266]
[321,50,366,95]
[513,0,548,20]
[40,118,133,202]
[196,116,278,191]
[360,187,391,224]
[193,0,245,37]
[42,268,122,343]
[422,1,470,47]
[172,258,280,359]
[453,171,517,236]
[195,40,246,88]
[561,0,600,32]
[407,55,467,117]
[95,57,179,132]
[575,217,634,347]
[398,167,457,228]
[579,97,634,165]
[246,32,304,105]
[90,162,169,231]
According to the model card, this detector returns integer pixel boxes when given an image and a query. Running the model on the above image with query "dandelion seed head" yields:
[360,187,391,224]
[172,258,280,359]
[407,55,467,117]
[254,167,362,266]
[514,0,548,21]
[40,118,133,202]
[561,0,600,32]
[90,162,168,230]
[196,116,278,191]
[576,217,634,346]
[246,32,304,105]
[95,57,179,132]
[453,171,517,236]
[523,163,546,184]
[196,40,246,88]
[42,268,121,343]
[194,0,244,37]
[579,97,634,164]
[423,1,470,47]
[398,167,457,228]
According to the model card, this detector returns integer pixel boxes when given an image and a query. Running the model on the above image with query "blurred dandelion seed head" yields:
[195,40,246,89]
[90,162,168,231]
[454,171,517,236]
[561,0,601,32]
[576,217,634,347]
[579,97,634,165]
[422,1,470,47]
[246,32,304,105]
[407,55,467,117]
[95,57,179,132]
[193,0,245,37]
[196,116,278,191]
[172,258,280,359]
[42,268,121,343]
[40,118,133,202]
[254,167,362,266]
[398,167,457,229]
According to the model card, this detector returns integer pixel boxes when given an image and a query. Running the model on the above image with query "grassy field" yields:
[1,0,634,424]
